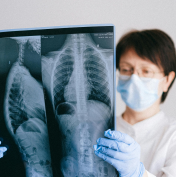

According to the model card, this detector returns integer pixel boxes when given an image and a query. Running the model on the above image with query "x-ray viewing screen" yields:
[0,25,116,177]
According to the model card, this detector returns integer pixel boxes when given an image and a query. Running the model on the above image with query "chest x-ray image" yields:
[41,31,116,177]
[0,25,115,177]
[2,36,53,177]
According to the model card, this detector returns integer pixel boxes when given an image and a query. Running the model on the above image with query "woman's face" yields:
[119,49,167,97]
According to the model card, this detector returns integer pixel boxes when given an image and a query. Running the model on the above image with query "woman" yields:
[94,29,176,177]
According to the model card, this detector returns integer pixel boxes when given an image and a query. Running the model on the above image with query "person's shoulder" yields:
[164,116,176,149]
[159,112,176,145]
[158,111,176,131]
[164,113,176,135]
[160,110,176,124]
[166,115,176,126]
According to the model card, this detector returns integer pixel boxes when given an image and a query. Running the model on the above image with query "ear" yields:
[163,71,175,92]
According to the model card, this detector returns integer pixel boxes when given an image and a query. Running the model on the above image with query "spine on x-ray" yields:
[53,34,112,175]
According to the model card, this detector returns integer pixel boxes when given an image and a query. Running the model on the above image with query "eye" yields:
[143,69,150,73]
[119,67,132,75]
[142,68,153,77]
[122,68,129,72]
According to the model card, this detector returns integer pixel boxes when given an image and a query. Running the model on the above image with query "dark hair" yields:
[116,29,176,103]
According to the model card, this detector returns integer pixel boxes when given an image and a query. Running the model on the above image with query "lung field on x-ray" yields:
[3,37,53,177]
[42,33,116,177]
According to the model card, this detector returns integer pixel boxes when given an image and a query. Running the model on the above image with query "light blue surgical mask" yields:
[117,74,165,112]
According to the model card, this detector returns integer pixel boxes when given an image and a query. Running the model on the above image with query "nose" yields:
[132,68,139,76]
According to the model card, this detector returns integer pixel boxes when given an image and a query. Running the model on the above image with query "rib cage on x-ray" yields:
[3,36,53,177]
[42,33,116,177]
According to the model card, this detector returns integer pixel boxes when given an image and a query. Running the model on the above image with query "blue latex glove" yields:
[0,141,7,158]
[94,129,145,177]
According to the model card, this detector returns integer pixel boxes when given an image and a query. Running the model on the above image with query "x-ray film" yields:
[0,36,53,177]
[0,25,116,177]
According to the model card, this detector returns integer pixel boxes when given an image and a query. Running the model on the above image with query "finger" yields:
[94,145,130,160]
[96,138,135,152]
[94,146,137,161]
[0,153,3,158]
[96,138,121,151]
[0,147,7,152]
[104,130,134,145]
[94,150,123,170]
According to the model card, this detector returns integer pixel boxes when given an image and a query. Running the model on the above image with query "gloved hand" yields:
[0,141,7,158]
[94,129,145,177]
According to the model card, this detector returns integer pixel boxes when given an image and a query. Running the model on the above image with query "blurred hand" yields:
[0,141,7,158]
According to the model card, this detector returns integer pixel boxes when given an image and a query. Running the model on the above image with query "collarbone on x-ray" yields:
[3,36,53,177]
[42,33,116,177]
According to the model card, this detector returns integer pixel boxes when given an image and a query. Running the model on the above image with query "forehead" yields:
[119,49,162,70]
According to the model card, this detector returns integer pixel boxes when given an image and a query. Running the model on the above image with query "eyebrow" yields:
[119,62,155,68]
[119,62,131,65]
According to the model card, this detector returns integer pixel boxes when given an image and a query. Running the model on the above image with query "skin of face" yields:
[117,48,175,124]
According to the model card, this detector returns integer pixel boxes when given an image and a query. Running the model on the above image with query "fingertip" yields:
[104,129,112,137]
[0,147,7,152]
[93,145,98,150]
[96,138,100,143]
[3,147,7,152]
[94,150,99,155]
